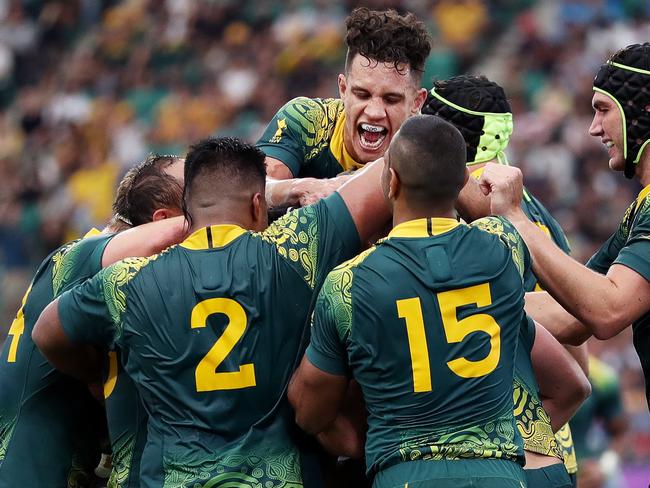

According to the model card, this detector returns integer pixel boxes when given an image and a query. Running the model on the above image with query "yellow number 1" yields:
[7,285,32,363]
[397,282,501,392]
[191,298,256,392]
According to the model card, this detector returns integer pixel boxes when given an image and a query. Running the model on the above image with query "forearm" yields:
[524,291,591,346]
[507,209,626,336]
[316,412,365,458]
[266,177,302,208]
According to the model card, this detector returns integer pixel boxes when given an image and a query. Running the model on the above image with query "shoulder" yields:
[470,216,527,276]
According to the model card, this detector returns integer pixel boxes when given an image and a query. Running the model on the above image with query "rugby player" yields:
[0,154,186,487]
[259,7,431,208]
[478,43,650,410]
[33,136,391,487]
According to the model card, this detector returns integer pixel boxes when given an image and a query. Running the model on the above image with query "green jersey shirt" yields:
[256,97,363,178]
[57,194,359,488]
[307,216,529,476]
[0,229,111,488]
[587,184,650,409]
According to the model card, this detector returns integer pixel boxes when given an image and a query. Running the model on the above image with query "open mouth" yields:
[358,123,388,151]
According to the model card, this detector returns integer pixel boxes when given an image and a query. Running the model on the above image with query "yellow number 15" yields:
[191,298,256,392]
[397,282,501,392]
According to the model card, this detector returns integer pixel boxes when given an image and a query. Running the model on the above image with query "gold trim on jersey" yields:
[180,225,247,250]
[83,228,102,238]
[634,183,650,212]
[329,111,364,173]
[388,218,460,239]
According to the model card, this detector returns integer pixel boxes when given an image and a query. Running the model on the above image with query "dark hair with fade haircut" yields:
[388,114,466,205]
[430,75,511,114]
[111,154,183,229]
[182,137,266,226]
[345,7,431,82]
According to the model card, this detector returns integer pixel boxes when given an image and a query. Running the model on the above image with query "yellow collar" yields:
[83,228,102,238]
[388,218,460,238]
[635,184,650,212]
[329,110,364,173]
[180,225,247,250]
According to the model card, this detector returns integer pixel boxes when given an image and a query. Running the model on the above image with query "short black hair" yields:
[388,114,466,205]
[182,137,266,226]
[111,154,183,228]
[345,7,431,82]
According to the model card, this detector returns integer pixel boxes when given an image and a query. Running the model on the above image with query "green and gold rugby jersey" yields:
[471,166,577,472]
[472,218,564,463]
[307,216,529,476]
[56,194,360,488]
[103,348,148,488]
[256,97,363,178]
[587,184,650,410]
[0,229,111,488]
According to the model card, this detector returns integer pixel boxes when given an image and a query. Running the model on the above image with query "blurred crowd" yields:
[0,0,649,481]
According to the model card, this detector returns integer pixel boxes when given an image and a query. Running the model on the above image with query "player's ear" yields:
[338,74,347,99]
[251,192,266,231]
[152,208,180,221]
[388,167,400,200]
[463,167,470,188]
[412,88,428,114]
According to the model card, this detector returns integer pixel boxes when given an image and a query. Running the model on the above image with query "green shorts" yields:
[373,459,525,488]
[525,464,572,488]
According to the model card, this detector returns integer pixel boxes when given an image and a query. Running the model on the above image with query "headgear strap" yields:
[593,56,650,178]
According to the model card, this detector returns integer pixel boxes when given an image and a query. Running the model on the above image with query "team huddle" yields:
[1,7,650,488]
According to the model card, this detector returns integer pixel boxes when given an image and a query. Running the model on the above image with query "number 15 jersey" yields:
[56,195,360,488]
[307,216,529,476]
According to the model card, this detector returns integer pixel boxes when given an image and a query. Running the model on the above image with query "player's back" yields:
[0,230,111,487]
[336,218,526,475]
[74,196,360,486]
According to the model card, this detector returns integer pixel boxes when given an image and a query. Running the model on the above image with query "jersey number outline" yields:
[104,351,118,399]
[191,298,256,392]
[6,285,32,363]
[397,282,501,392]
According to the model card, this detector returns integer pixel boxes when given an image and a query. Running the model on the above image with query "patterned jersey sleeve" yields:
[57,256,154,348]
[256,97,340,177]
[258,192,360,292]
[470,216,532,281]
[305,266,352,376]
[613,198,650,282]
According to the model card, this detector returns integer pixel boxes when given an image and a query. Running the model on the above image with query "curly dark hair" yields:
[345,7,431,81]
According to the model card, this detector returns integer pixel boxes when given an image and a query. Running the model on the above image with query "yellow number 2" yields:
[7,285,32,363]
[191,298,256,392]
[397,282,501,391]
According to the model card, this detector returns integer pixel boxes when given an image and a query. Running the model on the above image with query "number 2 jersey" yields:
[307,216,529,477]
[55,194,360,487]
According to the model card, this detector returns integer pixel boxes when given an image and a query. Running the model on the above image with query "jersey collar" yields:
[180,225,247,250]
[83,228,102,238]
[388,218,460,238]
[635,183,650,212]
[330,109,364,173]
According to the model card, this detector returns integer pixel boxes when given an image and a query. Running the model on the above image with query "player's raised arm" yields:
[480,162,650,339]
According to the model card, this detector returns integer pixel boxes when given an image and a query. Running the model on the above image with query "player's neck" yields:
[189,206,255,234]
[392,200,456,228]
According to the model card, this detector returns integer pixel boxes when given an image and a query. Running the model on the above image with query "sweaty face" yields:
[589,92,625,172]
[339,55,425,164]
